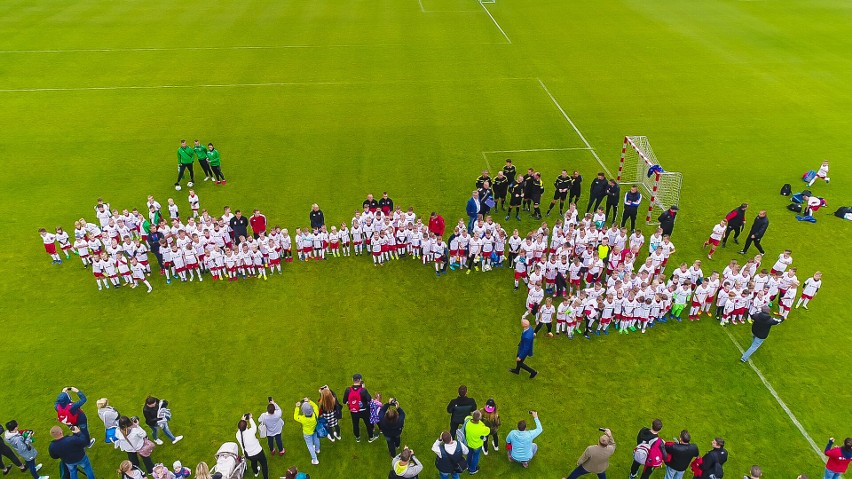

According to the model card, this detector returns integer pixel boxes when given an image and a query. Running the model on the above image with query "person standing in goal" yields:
[546,170,571,217]
[621,185,642,231]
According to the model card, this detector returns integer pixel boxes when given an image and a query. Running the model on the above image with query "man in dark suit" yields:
[509,319,537,379]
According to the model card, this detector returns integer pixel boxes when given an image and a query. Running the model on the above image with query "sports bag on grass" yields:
[803,170,816,182]
[780,184,791,196]
[834,206,852,218]
[787,203,802,213]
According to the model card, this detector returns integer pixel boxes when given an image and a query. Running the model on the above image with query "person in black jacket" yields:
[146,225,165,275]
[378,192,394,216]
[475,170,490,189]
[446,386,477,440]
[502,159,517,185]
[739,210,768,255]
[604,179,620,224]
[521,168,535,212]
[478,181,494,217]
[699,438,728,479]
[506,182,524,221]
[664,430,699,479]
[740,306,783,362]
[621,185,643,231]
[378,398,406,458]
[629,419,663,479]
[722,203,748,247]
[586,173,608,213]
[343,374,376,442]
[528,173,545,219]
[230,210,249,241]
[309,204,325,230]
[657,206,678,236]
[546,170,572,217]
[492,172,510,210]
[568,171,583,205]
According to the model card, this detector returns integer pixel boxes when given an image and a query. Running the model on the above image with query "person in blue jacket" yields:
[508,319,537,379]
[466,191,480,233]
[54,388,94,448]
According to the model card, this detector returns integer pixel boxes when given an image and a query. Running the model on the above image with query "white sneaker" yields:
[38,476,48,479]
[328,435,335,442]
[172,436,183,444]
[311,459,319,465]
[88,439,96,448]
[35,464,43,472]
[154,439,164,445]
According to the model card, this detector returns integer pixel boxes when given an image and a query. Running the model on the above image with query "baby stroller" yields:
[212,442,246,479]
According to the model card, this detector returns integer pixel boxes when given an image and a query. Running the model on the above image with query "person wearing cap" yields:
[479,399,502,455]
[657,206,678,237]
[293,398,320,465]
[446,386,477,441]
[664,430,699,479]
[505,411,543,468]
[698,438,728,479]
[562,428,615,479]
[236,413,268,479]
[343,374,377,443]
[509,319,537,379]
[390,446,423,478]
[740,306,783,362]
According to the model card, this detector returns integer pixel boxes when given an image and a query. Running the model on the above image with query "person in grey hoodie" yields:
[258,399,285,456]
[4,421,47,479]
[96,398,120,444]
[390,447,423,478]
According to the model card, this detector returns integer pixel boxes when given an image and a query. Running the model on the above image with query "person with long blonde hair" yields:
[317,386,341,442]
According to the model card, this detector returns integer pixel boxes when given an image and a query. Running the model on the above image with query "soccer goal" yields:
[617,136,683,225]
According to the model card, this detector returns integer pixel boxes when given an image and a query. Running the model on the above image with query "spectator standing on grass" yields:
[433,431,468,479]
[621,185,642,231]
[390,446,423,479]
[114,416,155,474]
[309,204,325,230]
[0,427,26,475]
[230,210,249,241]
[293,399,320,465]
[586,173,608,213]
[657,206,678,237]
[722,203,748,247]
[509,319,538,378]
[479,399,501,455]
[604,179,620,224]
[250,210,267,239]
[466,191,480,233]
[506,411,543,468]
[462,410,490,475]
[258,398,285,456]
[175,140,195,189]
[629,419,663,479]
[378,398,406,458]
[363,194,379,212]
[54,387,94,447]
[429,212,446,237]
[48,426,95,479]
[739,210,768,255]
[562,428,615,479]
[343,374,376,443]
[740,306,783,362]
[236,414,269,478]
[446,386,477,440]
[698,438,728,479]
[4,421,47,479]
[317,386,342,442]
[146,225,165,274]
[824,437,852,479]
[379,192,394,216]
[663,430,699,479]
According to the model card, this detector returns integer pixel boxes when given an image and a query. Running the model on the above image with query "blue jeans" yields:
[151,422,176,441]
[25,459,39,479]
[741,336,765,361]
[566,465,606,479]
[467,446,482,473]
[467,216,477,233]
[266,434,283,452]
[823,469,842,479]
[664,466,685,479]
[302,433,319,461]
[439,473,460,479]
[66,455,95,479]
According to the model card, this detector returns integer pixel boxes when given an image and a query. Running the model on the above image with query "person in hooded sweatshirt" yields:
[389,447,423,479]
[95,398,120,444]
[699,438,728,479]
[54,387,94,448]
[4,421,47,479]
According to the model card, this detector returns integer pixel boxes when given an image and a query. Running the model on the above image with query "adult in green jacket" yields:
[175,139,195,189]
[193,140,214,181]
[207,143,226,185]
[463,411,491,474]
[294,399,320,465]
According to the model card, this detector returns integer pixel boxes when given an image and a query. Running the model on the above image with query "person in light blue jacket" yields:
[506,411,543,468]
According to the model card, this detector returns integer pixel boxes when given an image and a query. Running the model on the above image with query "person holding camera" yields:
[114,416,156,474]
[258,398,285,456]
[824,437,852,479]
[506,411,543,468]
[293,398,321,466]
[317,386,342,442]
[664,430,699,479]
[562,427,615,479]
[379,398,406,458]
[236,413,269,479]
[54,387,94,448]
[432,431,468,479]
[390,446,423,479]
[48,425,95,479]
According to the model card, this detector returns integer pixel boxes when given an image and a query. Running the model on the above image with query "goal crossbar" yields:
[617,136,682,225]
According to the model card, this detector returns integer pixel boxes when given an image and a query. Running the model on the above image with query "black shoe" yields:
[508,369,520,375]
[3,466,11,476]
[733,238,739,245]
[721,242,726,248]
[529,371,538,379]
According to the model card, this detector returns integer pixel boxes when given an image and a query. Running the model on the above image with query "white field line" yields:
[483,147,593,154]
[481,152,493,173]
[418,0,426,12]
[479,1,512,44]
[723,328,825,461]
[0,77,535,94]
[535,78,613,177]
[0,42,504,54]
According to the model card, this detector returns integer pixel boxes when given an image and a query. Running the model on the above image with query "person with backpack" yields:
[142,397,183,445]
[823,437,852,479]
[236,413,268,479]
[54,387,94,448]
[390,446,423,479]
[342,374,377,443]
[317,386,342,443]
[663,430,699,479]
[739,210,769,255]
[629,419,665,479]
[432,431,468,479]
[460,411,491,475]
[4,421,47,479]
[721,203,748,247]
[446,386,477,441]
[698,438,728,479]
[562,428,615,479]
[378,398,406,458]
[479,399,502,455]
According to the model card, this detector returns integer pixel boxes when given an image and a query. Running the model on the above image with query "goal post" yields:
[617,136,683,225]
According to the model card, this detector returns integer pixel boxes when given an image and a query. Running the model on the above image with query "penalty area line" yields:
[723,328,824,462]
[479,2,512,44]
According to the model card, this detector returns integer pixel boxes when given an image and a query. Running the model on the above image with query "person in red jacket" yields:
[250,210,267,239]
[824,437,852,479]
[428,212,445,237]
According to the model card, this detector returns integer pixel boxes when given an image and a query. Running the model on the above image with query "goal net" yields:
[617,136,683,225]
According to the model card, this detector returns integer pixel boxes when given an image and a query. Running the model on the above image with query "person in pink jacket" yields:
[824,437,852,479]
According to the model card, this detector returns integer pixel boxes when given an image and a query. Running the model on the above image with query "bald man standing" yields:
[509,319,537,379]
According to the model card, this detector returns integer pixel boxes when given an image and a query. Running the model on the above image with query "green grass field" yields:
[2,1,851,478]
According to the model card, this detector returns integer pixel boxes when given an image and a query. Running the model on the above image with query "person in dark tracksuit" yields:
[699,438,728,479]
[492,172,510,211]
[658,206,678,237]
[568,171,583,206]
[621,186,642,231]
[446,386,477,440]
[739,210,768,255]
[722,203,748,247]
[146,225,165,274]
[528,173,545,220]
[585,173,608,213]
[502,159,516,186]
[604,179,620,224]
[546,170,572,217]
